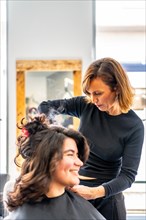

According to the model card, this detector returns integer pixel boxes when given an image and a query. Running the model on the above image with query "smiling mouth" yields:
[70,170,79,175]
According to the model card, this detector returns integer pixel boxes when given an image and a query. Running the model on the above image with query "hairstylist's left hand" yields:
[70,185,105,200]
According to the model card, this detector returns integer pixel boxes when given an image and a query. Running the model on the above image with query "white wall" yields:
[96,31,145,63]
[7,0,93,177]
[95,0,145,63]
[0,0,7,173]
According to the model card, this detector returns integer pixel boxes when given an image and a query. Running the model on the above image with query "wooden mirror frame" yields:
[16,60,82,133]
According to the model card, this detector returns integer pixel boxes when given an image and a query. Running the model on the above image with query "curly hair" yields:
[6,114,89,211]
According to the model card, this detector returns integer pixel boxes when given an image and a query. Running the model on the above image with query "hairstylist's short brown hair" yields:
[82,57,134,113]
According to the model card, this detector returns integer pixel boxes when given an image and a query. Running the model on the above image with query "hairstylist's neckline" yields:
[105,110,122,116]
[105,105,122,116]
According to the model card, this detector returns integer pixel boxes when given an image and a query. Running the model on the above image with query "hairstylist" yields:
[38,57,144,220]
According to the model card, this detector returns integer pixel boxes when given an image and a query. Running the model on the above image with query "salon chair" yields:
[0,174,10,218]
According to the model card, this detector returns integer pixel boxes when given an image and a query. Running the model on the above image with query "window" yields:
[95,1,146,214]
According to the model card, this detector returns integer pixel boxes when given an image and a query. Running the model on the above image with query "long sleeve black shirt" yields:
[38,96,144,198]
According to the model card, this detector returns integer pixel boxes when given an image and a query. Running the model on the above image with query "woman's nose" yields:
[91,94,97,103]
[75,157,83,167]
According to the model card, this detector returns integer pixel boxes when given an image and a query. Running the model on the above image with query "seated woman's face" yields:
[51,137,83,188]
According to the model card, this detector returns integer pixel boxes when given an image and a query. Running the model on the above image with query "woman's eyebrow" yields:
[63,149,75,153]
[63,149,79,155]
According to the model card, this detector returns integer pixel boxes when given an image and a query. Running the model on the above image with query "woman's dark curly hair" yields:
[6,114,89,211]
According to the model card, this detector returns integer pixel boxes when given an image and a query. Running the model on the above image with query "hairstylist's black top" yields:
[38,96,144,198]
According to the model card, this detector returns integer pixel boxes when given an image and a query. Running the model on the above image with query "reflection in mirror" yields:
[16,60,82,135]
[25,71,74,128]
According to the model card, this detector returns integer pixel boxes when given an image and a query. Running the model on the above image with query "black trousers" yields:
[80,179,126,220]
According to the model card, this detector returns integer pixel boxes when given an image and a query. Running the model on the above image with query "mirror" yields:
[26,71,74,127]
[16,60,82,134]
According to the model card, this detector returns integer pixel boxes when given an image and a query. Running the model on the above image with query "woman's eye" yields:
[94,92,102,96]
[67,153,74,157]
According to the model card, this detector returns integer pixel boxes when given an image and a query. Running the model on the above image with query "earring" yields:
[115,93,119,101]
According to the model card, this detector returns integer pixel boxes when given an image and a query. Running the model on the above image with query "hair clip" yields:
[22,127,30,137]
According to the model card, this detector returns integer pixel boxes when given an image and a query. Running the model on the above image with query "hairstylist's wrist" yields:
[92,185,105,199]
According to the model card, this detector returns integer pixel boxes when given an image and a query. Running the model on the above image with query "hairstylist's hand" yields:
[69,185,105,200]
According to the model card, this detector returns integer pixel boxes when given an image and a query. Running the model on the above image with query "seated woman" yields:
[4,114,105,220]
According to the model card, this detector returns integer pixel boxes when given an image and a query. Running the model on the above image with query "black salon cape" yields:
[4,190,106,220]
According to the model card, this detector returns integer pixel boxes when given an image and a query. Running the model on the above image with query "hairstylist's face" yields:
[52,137,83,188]
[88,77,118,114]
